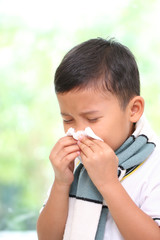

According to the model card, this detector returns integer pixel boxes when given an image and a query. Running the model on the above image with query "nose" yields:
[74,123,87,132]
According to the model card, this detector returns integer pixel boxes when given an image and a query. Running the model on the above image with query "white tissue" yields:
[65,127,103,163]
[66,127,103,141]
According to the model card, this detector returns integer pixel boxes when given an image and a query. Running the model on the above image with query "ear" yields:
[128,96,144,123]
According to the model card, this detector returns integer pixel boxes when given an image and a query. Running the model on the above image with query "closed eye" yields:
[63,119,73,123]
[87,118,99,122]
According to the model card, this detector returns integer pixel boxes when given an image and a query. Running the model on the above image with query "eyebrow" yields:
[61,110,100,116]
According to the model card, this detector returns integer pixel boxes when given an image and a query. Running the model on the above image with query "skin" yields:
[58,88,134,151]
[37,88,160,240]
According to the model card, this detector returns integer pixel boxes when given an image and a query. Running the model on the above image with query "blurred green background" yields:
[0,0,160,234]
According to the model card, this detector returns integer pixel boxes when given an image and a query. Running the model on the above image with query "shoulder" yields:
[121,141,160,204]
[133,115,160,174]
[122,141,160,185]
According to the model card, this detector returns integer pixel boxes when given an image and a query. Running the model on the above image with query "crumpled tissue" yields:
[65,127,103,141]
[65,127,103,163]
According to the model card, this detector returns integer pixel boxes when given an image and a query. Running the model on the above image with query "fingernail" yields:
[78,135,83,140]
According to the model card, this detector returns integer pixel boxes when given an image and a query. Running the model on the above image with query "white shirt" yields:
[104,146,160,239]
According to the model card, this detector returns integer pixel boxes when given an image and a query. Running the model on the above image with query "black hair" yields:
[54,38,140,109]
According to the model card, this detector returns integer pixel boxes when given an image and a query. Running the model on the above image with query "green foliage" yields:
[0,0,160,231]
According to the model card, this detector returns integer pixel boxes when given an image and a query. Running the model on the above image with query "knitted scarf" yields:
[63,117,156,240]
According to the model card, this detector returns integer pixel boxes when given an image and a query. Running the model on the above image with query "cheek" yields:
[63,123,77,134]
[94,121,126,150]
[91,125,108,142]
[106,123,131,150]
[63,124,70,133]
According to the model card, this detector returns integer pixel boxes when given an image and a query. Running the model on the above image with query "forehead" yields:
[57,88,121,113]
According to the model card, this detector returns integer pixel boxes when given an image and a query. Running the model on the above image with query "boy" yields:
[37,38,160,240]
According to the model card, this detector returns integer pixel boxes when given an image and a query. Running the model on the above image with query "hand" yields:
[78,136,119,192]
[49,136,80,187]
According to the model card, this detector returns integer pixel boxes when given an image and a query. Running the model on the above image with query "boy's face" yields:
[57,88,134,151]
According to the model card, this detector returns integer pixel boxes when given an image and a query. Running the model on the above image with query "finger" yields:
[58,136,78,147]
[58,144,80,160]
[77,140,93,157]
[78,136,99,152]
[53,149,80,169]
[50,136,78,158]
[61,151,80,168]
[80,151,87,162]
[87,137,112,151]
[50,143,80,165]
[92,139,107,148]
